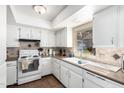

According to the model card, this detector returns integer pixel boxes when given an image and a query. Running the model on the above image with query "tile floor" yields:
[7,75,65,88]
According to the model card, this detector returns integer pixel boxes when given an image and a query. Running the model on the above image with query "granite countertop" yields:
[54,56,124,85]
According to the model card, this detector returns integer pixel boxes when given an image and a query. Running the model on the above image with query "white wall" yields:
[0,6,7,64]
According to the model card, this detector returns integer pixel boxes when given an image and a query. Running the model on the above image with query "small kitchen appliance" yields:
[122,55,124,72]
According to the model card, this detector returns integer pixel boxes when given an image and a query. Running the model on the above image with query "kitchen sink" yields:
[63,57,121,72]
[63,57,89,65]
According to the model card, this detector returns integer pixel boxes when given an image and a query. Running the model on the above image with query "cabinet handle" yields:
[87,72,105,81]
[111,37,114,45]
[82,78,84,82]
[87,72,95,76]
[96,76,105,81]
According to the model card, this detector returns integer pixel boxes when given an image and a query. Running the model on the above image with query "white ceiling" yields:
[8,5,110,30]
[13,5,67,21]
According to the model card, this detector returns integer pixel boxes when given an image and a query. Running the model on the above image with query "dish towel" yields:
[21,59,33,70]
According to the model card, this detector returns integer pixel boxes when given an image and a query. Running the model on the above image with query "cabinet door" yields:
[40,31,48,47]
[7,25,19,47]
[0,63,6,88]
[55,31,59,47]
[7,66,17,85]
[52,62,60,80]
[60,66,69,87]
[41,60,52,76]
[19,26,30,39]
[93,6,118,47]
[84,79,101,88]
[68,70,83,88]
[31,28,41,40]
[61,30,66,47]
[118,6,124,47]
[48,32,55,47]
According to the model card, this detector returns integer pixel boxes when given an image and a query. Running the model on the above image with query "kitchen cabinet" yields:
[118,6,124,47]
[84,70,124,88]
[84,78,101,88]
[48,31,55,47]
[55,31,61,47]
[68,70,83,88]
[19,26,41,40]
[0,6,6,64]
[55,27,72,47]
[40,58,52,76]
[7,61,17,86]
[93,6,118,47]
[60,66,69,87]
[31,28,41,40]
[7,25,20,47]
[52,59,60,80]
[53,58,83,88]
[40,30,55,47]
[19,26,30,39]
[0,63,6,88]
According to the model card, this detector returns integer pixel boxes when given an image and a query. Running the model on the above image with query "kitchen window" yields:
[73,22,95,55]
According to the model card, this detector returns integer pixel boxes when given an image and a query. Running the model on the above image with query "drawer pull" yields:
[96,76,105,81]
[87,72,105,81]
[87,72,95,76]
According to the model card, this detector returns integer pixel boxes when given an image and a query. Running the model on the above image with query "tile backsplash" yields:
[7,41,124,67]
[20,41,40,50]
[75,48,124,66]
[95,48,124,66]
[7,47,19,61]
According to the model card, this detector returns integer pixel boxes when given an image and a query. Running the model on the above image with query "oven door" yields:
[18,59,40,78]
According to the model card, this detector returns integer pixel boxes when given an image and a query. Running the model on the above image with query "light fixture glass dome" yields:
[33,5,47,14]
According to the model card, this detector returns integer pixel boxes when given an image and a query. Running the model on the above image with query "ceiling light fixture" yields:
[33,5,47,14]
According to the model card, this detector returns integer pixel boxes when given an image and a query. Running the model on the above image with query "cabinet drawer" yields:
[84,70,124,88]
[52,58,61,64]
[68,63,83,76]
[7,61,17,66]
[60,60,69,68]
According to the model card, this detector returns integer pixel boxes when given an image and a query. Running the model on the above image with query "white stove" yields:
[18,50,41,85]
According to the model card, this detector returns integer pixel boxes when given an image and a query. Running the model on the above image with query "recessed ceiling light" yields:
[33,5,47,14]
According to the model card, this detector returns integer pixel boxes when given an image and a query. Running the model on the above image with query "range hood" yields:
[19,39,40,42]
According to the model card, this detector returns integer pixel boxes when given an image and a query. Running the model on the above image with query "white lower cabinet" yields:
[41,58,124,88]
[52,61,60,80]
[53,58,83,88]
[84,78,101,88]
[68,70,83,88]
[0,63,6,88]
[7,61,17,86]
[40,58,52,76]
[60,66,69,87]
[84,70,124,88]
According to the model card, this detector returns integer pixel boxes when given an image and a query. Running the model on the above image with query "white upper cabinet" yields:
[118,6,124,47]
[40,30,55,47]
[19,26,30,39]
[19,26,41,40]
[7,25,20,47]
[0,6,6,65]
[30,28,41,40]
[55,27,72,47]
[93,6,118,48]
